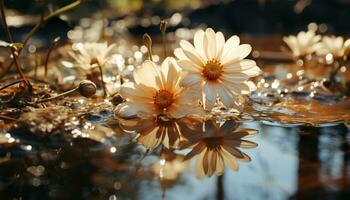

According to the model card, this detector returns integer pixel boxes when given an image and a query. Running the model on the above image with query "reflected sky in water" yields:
[1,111,350,199]
[136,122,349,200]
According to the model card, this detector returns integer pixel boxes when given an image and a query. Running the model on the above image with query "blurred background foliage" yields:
[1,0,350,40]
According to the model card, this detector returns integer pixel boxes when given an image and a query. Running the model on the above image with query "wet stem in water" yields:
[97,63,108,97]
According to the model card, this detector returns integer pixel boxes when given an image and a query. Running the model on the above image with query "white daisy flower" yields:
[64,42,117,96]
[315,36,350,58]
[116,57,202,119]
[67,42,116,70]
[174,28,261,109]
[283,29,321,59]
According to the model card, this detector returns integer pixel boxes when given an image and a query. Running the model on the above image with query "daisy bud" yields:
[160,20,168,34]
[143,33,153,61]
[78,80,97,98]
[36,80,97,103]
[160,19,168,58]
[143,33,152,47]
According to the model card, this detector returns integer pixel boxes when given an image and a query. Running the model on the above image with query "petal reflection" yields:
[119,115,202,149]
[181,119,258,179]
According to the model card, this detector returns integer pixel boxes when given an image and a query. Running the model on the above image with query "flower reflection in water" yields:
[120,115,258,179]
[151,149,190,188]
[182,119,258,178]
[119,115,202,149]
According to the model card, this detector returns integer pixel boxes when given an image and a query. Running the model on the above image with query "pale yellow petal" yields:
[180,72,202,87]
[204,28,216,60]
[180,40,205,66]
[216,32,225,59]
[193,29,207,60]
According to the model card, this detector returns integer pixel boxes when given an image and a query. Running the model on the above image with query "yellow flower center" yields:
[153,90,174,110]
[202,59,223,81]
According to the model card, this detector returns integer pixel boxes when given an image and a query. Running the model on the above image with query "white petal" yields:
[221,80,245,94]
[217,85,235,108]
[221,35,240,60]
[174,48,187,60]
[177,60,202,73]
[180,72,203,87]
[224,59,261,77]
[221,44,252,66]
[193,29,207,60]
[134,60,163,89]
[216,32,225,58]
[203,82,218,108]
[115,102,139,119]
[244,81,257,93]
[180,40,205,66]
[163,57,181,90]
[221,73,248,83]
[204,28,216,60]
[177,87,201,104]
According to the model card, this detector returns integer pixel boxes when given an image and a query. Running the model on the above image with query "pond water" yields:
[1,113,349,199]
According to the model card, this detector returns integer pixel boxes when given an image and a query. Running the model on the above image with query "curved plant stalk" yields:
[96,62,108,97]
[44,37,60,79]
[143,33,153,61]
[0,0,29,86]
[0,0,81,80]
[160,20,168,58]
[36,87,78,103]
[0,79,23,91]
[0,114,16,121]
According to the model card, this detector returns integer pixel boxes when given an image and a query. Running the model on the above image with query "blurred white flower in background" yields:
[315,36,350,59]
[65,42,116,70]
[283,29,321,58]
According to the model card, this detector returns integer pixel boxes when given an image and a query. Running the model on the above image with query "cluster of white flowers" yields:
[283,29,350,61]
[116,28,262,119]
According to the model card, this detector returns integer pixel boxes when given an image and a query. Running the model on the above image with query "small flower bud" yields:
[143,33,153,61]
[160,20,168,33]
[78,80,96,98]
[143,33,152,47]
[9,43,23,51]
[53,36,61,44]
